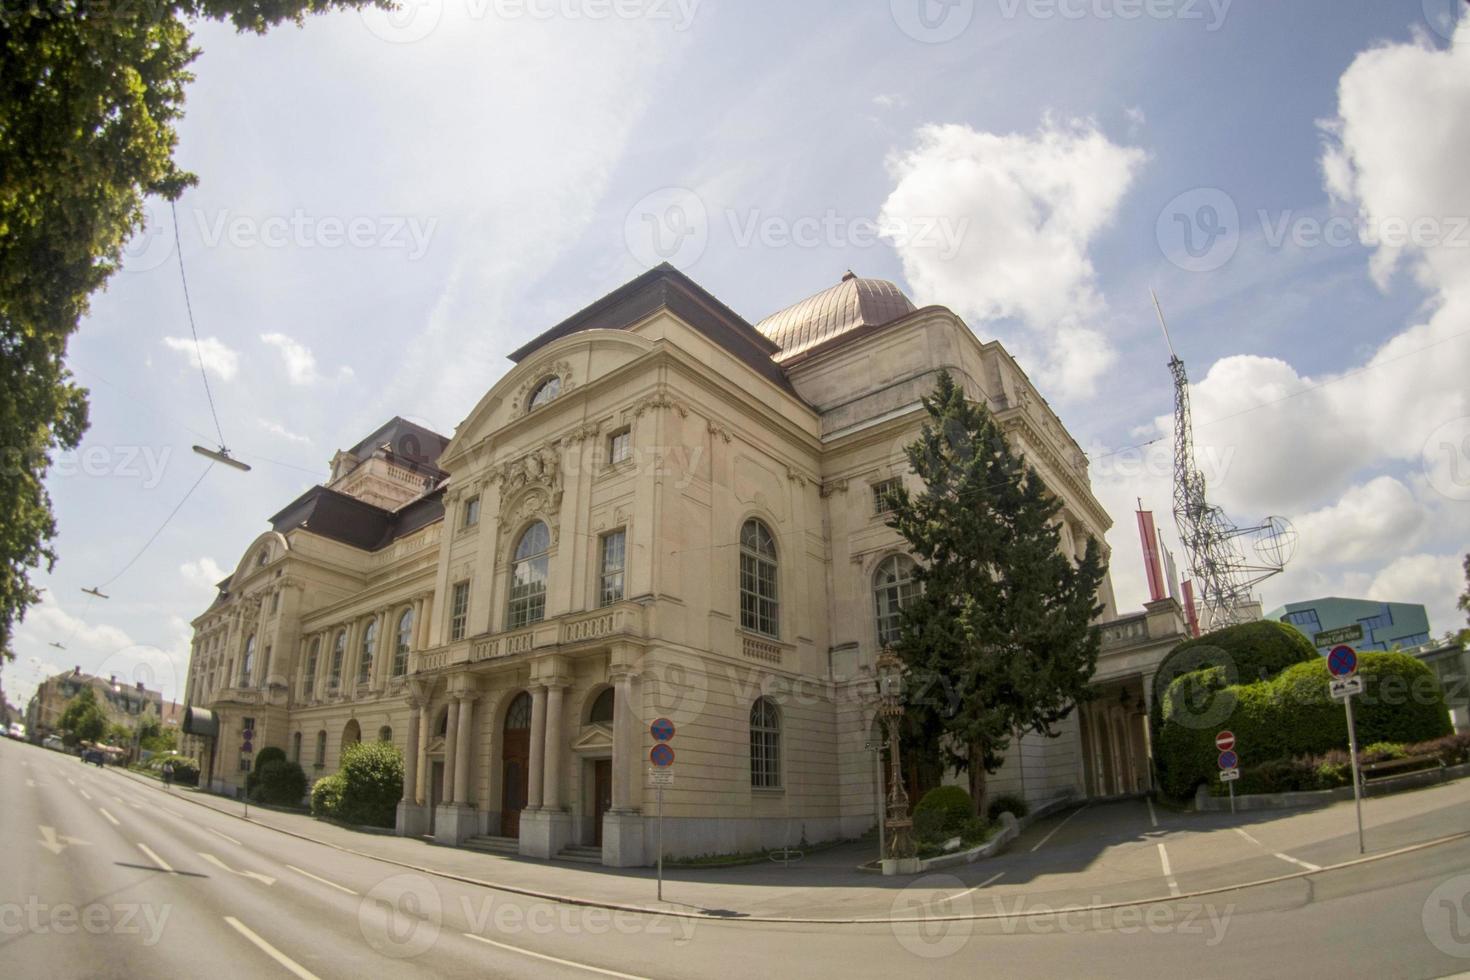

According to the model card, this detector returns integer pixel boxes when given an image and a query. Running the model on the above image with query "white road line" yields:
[1146,796,1158,829]
[99,808,120,826]
[137,842,174,873]
[464,933,649,979]
[208,827,243,846]
[1234,827,1263,847]
[1030,806,1087,852]
[224,917,320,980]
[26,778,36,788]
[78,788,92,801]
[286,865,358,895]
[949,872,1005,900]
[1157,843,1181,897]
[1273,851,1321,872]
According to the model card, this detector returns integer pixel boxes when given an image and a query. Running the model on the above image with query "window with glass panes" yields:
[749,697,781,788]
[450,581,470,641]
[873,555,920,646]
[608,428,631,465]
[739,519,779,637]
[599,529,626,606]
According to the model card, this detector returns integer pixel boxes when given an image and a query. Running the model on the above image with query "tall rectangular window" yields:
[450,581,470,641]
[462,495,481,529]
[608,428,632,466]
[599,529,626,607]
[872,478,902,515]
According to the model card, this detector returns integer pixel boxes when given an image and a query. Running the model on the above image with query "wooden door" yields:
[500,692,532,838]
[593,759,613,846]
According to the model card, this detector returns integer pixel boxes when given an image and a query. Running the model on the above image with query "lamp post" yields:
[876,646,916,870]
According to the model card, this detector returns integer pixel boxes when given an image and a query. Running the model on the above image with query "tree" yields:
[1,0,384,652]
[886,371,1108,816]
[57,686,106,746]
[1458,553,1469,643]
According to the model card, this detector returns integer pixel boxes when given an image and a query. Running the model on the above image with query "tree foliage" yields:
[1,0,384,650]
[886,371,1108,815]
[57,685,106,745]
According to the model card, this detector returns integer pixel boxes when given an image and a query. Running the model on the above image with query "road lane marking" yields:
[1157,843,1181,897]
[79,788,92,800]
[99,808,120,826]
[1146,797,1158,829]
[1234,827,1263,847]
[1030,806,1087,852]
[464,933,649,979]
[224,917,320,980]
[26,778,36,787]
[948,872,1005,901]
[38,826,93,855]
[207,827,243,846]
[138,842,174,873]
[286,865,357,895]
[200,852,275,886]
[1273,852,1321,872]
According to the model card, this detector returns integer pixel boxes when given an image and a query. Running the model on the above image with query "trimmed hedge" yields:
[310,773,346,817]
[914,785,973,840]
[1157,651,1452,800]
[335,740,403,828]
[251,759,309,806]
[986,793,1030,821]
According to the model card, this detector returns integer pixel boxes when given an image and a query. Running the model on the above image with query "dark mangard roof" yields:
[268,484,445,552]
[507,264,798,397]
[347,416,451,475]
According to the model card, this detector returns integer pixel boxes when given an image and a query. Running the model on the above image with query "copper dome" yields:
[755,271,917,363]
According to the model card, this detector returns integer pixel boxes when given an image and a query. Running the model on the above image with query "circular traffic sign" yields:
[1216,731,1235,753]
[1327,645,1358,678]
[1218,750,1238,770]
[649,743,675,768]
[650,717,675,742]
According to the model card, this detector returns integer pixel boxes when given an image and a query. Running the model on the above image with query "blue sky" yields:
[6,0,1469,707]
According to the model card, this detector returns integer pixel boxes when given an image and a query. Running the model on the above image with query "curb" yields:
[104,765,1470,925]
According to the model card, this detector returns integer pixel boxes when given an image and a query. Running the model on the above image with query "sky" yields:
[5,0,1469,710]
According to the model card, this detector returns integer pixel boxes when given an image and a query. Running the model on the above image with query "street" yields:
[6,735,1470,977]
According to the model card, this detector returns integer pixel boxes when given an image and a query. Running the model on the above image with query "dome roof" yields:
[755,272,917,362]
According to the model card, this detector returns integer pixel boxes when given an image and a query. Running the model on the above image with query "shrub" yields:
[1405,733,1470,767]
[246,746,288,795]
[1156,652,1451,801]
[913,785,973,842]
[335,740,404,828]
[251,759,308,806]
[1360,742,1407,765]
[986,793,1030,821]
[310,773,346,817]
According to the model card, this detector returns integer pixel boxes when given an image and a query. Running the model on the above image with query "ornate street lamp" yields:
[875,646,915,864]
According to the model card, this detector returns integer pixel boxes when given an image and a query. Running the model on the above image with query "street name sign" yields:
[1315,624,1364,649]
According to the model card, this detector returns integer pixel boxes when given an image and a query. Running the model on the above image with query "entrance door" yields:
[429,761,443,835]
[500,692,532,838]
[593,759,613,846]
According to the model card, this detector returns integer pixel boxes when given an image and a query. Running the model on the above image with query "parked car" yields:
[42,735,66,752]
[5,723,25,740]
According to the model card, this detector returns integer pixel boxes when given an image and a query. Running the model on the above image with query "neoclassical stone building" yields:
[182,264,1136,866]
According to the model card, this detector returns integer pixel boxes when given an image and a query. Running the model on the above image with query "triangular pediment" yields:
[571,723,614,754]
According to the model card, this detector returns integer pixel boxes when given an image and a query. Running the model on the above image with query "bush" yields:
[1156,651,1451,801]
[310,773,346,817]
[1360,742,1407,765]
[1405,733,1470,767]
[335,740,404,828]
[986,793,1030,821]
[913,785,973,842]
[246,746,288,796]
[251,759,308,806]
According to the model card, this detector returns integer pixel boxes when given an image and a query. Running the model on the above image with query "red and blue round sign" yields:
[1327,645,1358,678]
[649,743,675,768]
[1218,750,1238,770]
[650,718,675,742]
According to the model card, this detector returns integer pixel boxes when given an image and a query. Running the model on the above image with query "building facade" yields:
[24,667,166,742]
[183,265,1133,866]
[1268,596,1432,654]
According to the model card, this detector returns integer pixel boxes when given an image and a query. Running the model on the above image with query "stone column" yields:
[527,685,547,810]
[442,698,460,803]
[543,685,566,810]
[402,703,421,804]
[415,702,431,803]
[611,672,637,811]
[453,694,476,806]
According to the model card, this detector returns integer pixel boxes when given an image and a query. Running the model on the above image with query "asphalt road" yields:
[5,735,1470,979]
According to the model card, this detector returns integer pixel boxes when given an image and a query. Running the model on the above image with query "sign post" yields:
[240,723,254,819]
[1327,645,1365,854]
[1216,731,1238,813]
[649,719,675,901]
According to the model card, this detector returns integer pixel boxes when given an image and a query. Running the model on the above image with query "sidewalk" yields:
[109,765,1470,922]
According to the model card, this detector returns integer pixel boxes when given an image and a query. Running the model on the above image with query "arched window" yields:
[378,725,393,743]
[589,687,615,726]
[329,630,346,691]
[359,619,377,684]
[873,555,919,647]
[528,376,561,410]
[505,691,533,730]
[303,638,319,699]
[508,522,551,628]
[292,731,302,763]
[394,609,413,676]
[750,697,782,789]
[343,719,361,750]
[240,635,256,686]
[314,730,327,766]
[739,519,779,637]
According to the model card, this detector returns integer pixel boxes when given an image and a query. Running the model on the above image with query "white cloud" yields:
[180,556,227,593]
[260,332,353,386]
[879,118,1147,396]
[162,335,239,381]
[873,93,907,109]
[11,598,185,705]
[257,418,312,446]
[1290,476,1428,566]
[1367,553,1466,637]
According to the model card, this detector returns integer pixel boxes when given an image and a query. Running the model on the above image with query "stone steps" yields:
[463,835,519,856]
[556,844,603,865]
